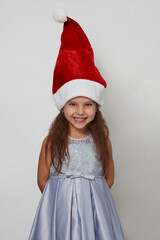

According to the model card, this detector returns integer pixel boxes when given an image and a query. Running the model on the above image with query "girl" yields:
[28,9,125,240]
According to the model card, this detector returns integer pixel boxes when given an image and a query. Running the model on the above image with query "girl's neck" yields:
[68,130,91,139]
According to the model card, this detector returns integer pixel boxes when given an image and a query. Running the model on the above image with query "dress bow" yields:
[66,171,95,180]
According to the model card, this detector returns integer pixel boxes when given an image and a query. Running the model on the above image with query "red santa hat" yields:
[52,8,107,111]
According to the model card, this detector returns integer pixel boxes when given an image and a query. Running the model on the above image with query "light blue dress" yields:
[28,134,125,240]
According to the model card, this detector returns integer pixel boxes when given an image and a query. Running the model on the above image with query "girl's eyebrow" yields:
[69,100,94,104]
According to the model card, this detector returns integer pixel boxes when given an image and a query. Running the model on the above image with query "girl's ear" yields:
[96,103,100,110]
[60,108,64,116]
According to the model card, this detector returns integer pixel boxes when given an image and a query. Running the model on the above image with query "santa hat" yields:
[52,8,107,111]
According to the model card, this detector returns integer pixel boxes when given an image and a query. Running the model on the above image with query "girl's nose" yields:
[77,106,85,115]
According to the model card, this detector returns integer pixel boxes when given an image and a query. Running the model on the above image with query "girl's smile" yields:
[73,117,87,123]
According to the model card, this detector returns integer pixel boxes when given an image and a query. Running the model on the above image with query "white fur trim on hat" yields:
[52,79,105,110]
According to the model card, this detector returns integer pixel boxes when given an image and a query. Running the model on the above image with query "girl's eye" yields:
[69,103,76,106]
[85,104,92,106]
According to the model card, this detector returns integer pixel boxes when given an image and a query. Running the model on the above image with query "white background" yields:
[0,0,160,239]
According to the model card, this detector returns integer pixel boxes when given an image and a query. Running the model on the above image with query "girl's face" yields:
[62,96,97,134]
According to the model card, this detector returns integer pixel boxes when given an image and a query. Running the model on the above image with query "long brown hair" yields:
[45,104,110,176]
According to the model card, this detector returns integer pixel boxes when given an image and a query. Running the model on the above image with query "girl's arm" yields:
[105,138,115,189]
[37,136,52,193]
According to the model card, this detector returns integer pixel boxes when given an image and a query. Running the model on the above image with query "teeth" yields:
[74,118,86,120]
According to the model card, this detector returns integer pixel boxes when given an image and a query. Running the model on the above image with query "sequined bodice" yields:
[50,134,103,175]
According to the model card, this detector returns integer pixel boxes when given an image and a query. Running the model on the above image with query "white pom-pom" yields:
[52,8,68,23]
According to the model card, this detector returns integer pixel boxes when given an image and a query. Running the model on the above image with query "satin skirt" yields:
[28,171,125,240]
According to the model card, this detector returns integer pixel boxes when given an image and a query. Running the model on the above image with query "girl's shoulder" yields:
[40,135,52,168]
[42,135,51,148]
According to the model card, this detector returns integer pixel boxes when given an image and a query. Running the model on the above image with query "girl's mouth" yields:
[73,117,87,123]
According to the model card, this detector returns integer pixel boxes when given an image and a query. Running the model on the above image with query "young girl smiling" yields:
[28,9,125,240]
